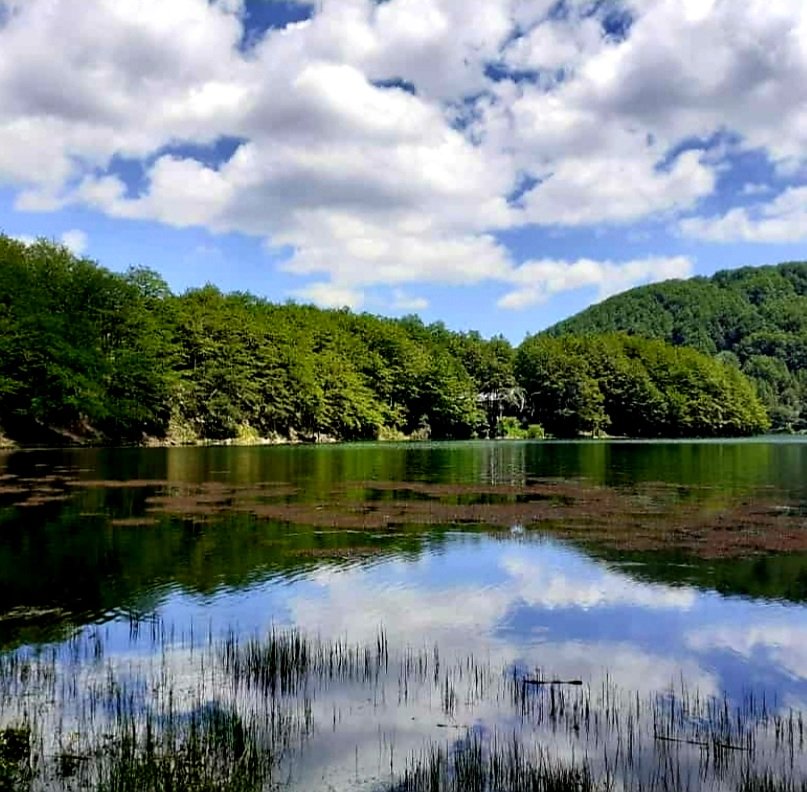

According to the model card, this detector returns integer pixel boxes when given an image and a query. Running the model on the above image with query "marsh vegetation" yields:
[1,442,806,789]
[1,627,806,791]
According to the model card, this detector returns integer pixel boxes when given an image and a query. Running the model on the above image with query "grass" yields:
[389,733,807,792]
[0,627,805,790]
[391,733,596,792]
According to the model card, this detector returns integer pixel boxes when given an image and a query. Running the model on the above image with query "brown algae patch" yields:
[127,478,807,558]
[0,606,73,625]
[0,485,27,496]
[15,494,71,507]
[140,482,301,520]
[108,517,160,527]
[66,479,175,489]
[3,473,805,559]
[289,546,387,560]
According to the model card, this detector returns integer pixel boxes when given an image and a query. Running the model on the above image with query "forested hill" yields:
[546,262,807,432]
[0,235,769,445]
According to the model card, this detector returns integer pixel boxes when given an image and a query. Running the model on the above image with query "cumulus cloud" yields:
[60,229,88,255]
[0,0,805,306]
[293,281,365,310]
[686,619,807,684]
[498,255,693,310]
[680,186,807,243]
[499,552,696,611]
[390,289,429,312]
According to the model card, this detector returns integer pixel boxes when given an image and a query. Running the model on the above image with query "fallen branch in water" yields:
[654,734,749,752]
[522,678,583,686]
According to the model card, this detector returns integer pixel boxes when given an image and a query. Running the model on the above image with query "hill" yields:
[546,262,807,431]
[0,234,769,444]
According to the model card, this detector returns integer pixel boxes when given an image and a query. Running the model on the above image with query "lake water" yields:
[1,439,806,790]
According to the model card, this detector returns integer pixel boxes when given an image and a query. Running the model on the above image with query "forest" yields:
[0,234,772,445]
[548,261,807,432]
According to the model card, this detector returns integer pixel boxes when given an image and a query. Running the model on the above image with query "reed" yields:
[0,625,804,791]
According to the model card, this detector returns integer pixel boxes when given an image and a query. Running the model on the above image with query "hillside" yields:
[546,262,807,431]
[0,234,769,444]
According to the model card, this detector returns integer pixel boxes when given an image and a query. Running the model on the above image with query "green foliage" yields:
[0,234,775,443]
[497,416,527,439]
[515,336,608,437]
[526,424,545,439]
[548,261,807,432]
[516,334,769,438]
[0,235,487,444]
[0,725,30,790]
[495,419,545,440]
[0,236,174,442]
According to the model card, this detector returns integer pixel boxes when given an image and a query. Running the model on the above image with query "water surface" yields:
[1,439,806,789]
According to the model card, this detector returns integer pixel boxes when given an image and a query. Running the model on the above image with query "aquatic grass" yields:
[0,626,805,790]
[390,733,597,792]
[219,628,390,696]
[388,730,807,792]
[0,724,32,790]
[88,706,272,792]
[737,774,807,792]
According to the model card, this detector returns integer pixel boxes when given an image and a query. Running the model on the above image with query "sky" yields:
[0,0,805,341]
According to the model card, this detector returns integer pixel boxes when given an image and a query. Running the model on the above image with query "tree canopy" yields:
[0,235,771,444]
[547,262,807,432]
[516,333,769,438]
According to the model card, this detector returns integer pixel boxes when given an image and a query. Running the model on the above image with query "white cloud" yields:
[498,255,693,310]
[0,0,805,306]
[0,0,247,190]
[518,150,716,226]
[561,0,807,164]
[686,619,807,684]
[289,540,698,654]
[294,281,365,310]
[680,186,807,243]
[500,552,696,611]
[390,289,429,312]
[60,229,88,256]
[504,15,604,73]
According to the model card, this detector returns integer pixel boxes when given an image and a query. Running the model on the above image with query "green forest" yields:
[0,234,775,445]
[549,261,807,432]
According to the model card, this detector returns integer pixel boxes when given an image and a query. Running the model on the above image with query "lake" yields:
[1,439,806,790]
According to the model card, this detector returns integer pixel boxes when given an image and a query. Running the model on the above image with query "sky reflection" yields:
[124,534,807,710]
[9,532,807,791]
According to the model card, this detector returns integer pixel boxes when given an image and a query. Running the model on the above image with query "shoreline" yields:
[1,431,804,453]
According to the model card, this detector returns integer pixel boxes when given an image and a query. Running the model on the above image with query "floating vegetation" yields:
[0,626,805,790]
[1,464,806,558]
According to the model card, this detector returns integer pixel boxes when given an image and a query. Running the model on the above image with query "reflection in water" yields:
[2,436,806,491]
[2,568,806,790]
[0,440,806,788]
[2,535,807,789]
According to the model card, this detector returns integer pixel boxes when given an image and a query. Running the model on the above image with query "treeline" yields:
[516,334,769,438]
[547,261,807,432]
[0,235,768,444]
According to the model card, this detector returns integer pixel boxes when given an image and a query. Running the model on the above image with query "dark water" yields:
[1,439,807,789]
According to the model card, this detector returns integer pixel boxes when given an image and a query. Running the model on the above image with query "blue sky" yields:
[0,0,805,341]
